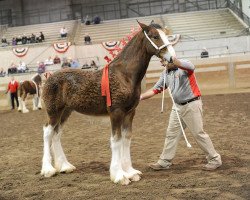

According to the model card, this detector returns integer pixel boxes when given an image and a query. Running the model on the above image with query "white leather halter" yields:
[143,29,170,51]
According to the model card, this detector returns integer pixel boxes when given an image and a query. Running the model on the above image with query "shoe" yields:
[149,163,170,171]
[202,162,222,171]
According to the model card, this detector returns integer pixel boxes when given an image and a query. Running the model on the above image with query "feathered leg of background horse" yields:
[41,22,176,185]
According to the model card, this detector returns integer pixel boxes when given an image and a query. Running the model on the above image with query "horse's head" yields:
[32,73,42,85]
[138,21,176,63]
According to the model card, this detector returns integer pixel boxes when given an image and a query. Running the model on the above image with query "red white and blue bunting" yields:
[12,47,29,57]
[53,42,71,53]
[102,41,120,51]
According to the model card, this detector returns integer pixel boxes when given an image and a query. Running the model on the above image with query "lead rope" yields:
[161,61,191,148]
[160,66,167,113]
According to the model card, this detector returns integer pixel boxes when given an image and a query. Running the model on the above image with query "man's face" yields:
[167,62,175,69]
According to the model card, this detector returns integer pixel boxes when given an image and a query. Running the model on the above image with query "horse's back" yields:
[43,69,108,115]
[20,80,36,95]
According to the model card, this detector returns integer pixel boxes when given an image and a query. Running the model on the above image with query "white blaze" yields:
[157,29,176,61]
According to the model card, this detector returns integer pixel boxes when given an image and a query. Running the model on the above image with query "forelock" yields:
[149,23,162,30]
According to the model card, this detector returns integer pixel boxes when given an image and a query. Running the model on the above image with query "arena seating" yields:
[164,9,246,40]
[75,8,246,44]
[1,8,246,46]
[75,15,162,45]
[0,20,76,48]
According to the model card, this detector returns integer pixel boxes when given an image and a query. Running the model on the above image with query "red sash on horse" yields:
[101,64,111,107]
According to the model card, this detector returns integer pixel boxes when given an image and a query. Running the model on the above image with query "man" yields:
[93,15,101,24]
[140,57,222,171]
[201,47,209,58]
[17,61,27,73]
[1,36,8,47]
[6,76,19,110]
[60,27,68,38]
[84,33,91,45]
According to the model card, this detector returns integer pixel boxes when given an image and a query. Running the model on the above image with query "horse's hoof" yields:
[41,167,57,177]
[111,170,131,185]
[59,162,76,173]
[131,174,141,182]
[118,176,131,185]
[23,110,29,113]
[38,107,42,110]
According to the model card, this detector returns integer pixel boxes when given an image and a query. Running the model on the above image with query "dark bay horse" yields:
[18,73,42,113]
[41,22,176,185]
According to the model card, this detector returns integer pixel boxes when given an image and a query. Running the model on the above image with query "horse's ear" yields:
[137,20,150,33]
[164,26,172,35]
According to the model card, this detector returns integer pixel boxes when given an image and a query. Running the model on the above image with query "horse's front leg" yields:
[110,110,130,185]
[21,94,29,113]
[121,109,142,182]
[38,87,42,109]
[18,96,23,112]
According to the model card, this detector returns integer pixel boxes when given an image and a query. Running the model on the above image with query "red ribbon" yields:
[101,64,111,107]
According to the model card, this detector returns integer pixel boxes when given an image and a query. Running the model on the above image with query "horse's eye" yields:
[153,36,159,40]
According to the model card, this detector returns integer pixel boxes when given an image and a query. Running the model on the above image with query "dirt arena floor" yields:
[0,93,249,200]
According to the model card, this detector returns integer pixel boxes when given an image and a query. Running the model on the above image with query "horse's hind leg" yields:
[38,88,42,109]
[51,109,76,174]
[32,95,39,110]
[41,123,57,177]
[18,97,23,112]
[38,96,42,109]
[121,110,142,182]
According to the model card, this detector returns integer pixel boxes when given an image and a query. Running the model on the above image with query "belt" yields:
[179,96,201,105]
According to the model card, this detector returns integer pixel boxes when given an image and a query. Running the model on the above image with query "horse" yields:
[41,22,177,185]
[18,73,43,113]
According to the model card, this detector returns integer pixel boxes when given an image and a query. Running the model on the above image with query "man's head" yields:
[161,60,175,69]
[10,76,14,81]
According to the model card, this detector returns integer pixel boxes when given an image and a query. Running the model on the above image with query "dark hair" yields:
[150,23,162,29]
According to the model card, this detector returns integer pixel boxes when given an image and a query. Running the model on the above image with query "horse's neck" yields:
[32,75,41,85]
[112,32,152,85]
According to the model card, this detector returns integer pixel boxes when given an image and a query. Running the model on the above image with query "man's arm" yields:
[141,71,167,100]
[172,57,195,74]
[140,89,156,100]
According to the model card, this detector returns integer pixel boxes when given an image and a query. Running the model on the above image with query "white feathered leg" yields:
[33,96,38,110]
[110,136,130,185]
[121,131,142,182]
[22,100,29,113]
[18,97,23,112]
[51,127,76,173]
[41,125,57,177]
[38,96,42,109]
